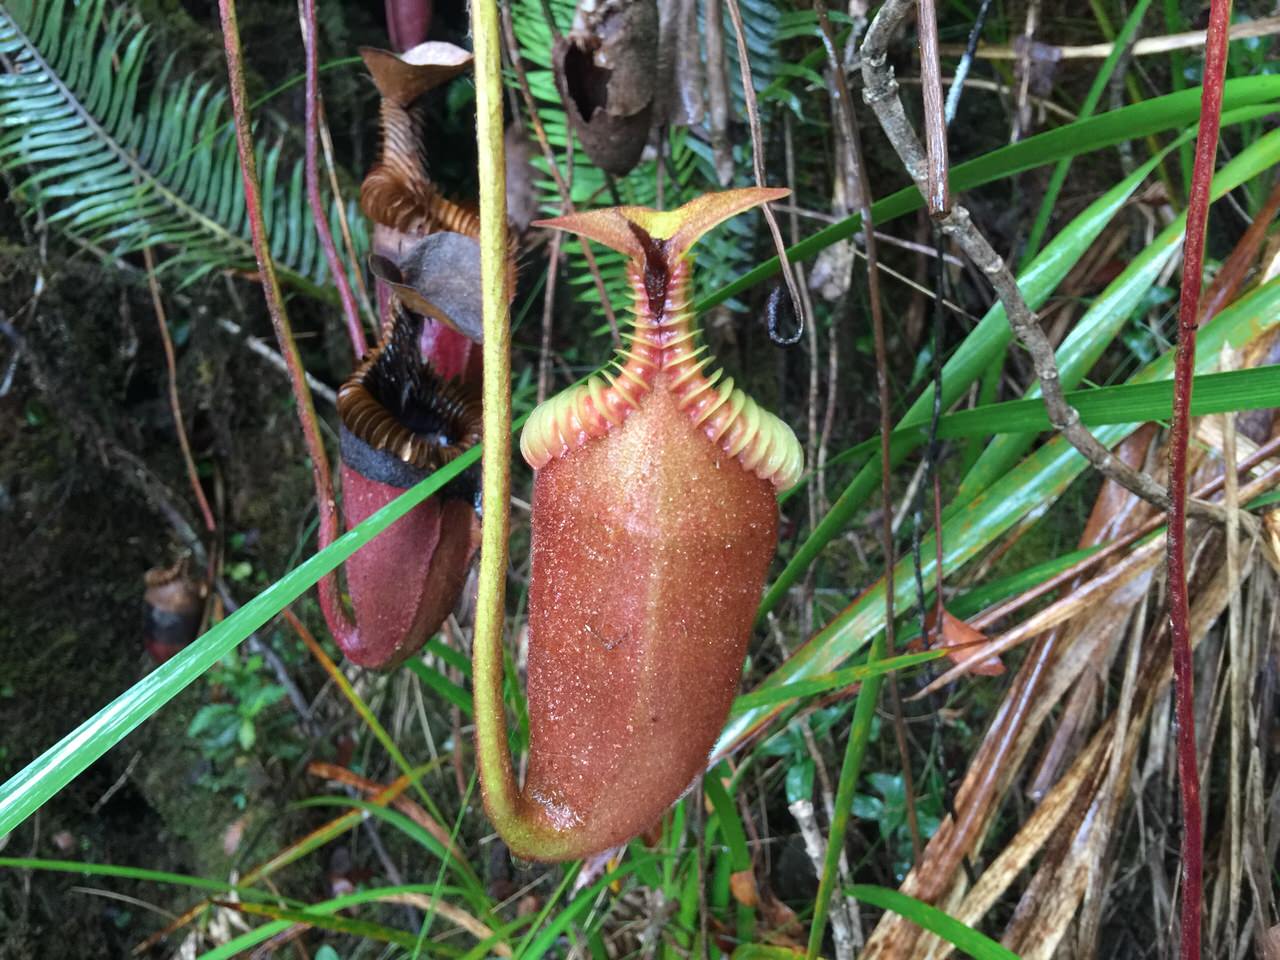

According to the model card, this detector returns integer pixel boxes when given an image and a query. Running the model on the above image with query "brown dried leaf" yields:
[1263,924,1280,960]
[369,232,485,344]
[730,868,759,908]
[757,887,805,946]
[918,608,1005,676]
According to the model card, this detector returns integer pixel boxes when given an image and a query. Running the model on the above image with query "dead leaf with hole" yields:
[553,0,658,175]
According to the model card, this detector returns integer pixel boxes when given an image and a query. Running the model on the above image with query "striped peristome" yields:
[521,256,803,489]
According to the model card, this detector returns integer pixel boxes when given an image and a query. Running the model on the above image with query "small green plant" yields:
[185,650,300,806]
[852,772,943,882]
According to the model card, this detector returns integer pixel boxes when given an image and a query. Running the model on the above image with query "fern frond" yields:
[0,0,366,296]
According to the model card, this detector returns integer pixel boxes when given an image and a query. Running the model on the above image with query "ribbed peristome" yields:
[521,257,803,489]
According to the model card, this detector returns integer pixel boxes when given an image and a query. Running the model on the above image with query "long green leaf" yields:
[405,658,474,716]
[698,77,1280,311]
[847,884,1020,960]
[730,648,948,713]
[0,441,483,837]
[807,629,883,958]
[719,272,1280,755]
[196,883,477,960]
[0,856,280,902]
[955,124,1280,507]
[805,363,1280,481]
[223,900,428,951]
[759,118,1280,621]
[757,146,1163,620]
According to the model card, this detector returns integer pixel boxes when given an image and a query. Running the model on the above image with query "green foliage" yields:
[852,772,942,881]
[185,651,298,804]
[6,2,1280,955]
[0,0,366,294]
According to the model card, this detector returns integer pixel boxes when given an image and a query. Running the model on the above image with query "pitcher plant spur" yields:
[476,188,803,861]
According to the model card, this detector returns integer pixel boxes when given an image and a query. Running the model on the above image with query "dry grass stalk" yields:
[860,321,1280,955]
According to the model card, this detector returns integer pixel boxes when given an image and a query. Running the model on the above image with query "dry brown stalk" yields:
[499,7,621,344]
[938,15,1280,60]
[143,246,216,533]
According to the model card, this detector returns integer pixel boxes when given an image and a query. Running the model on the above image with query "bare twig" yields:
[537,229,562,404]
[318,111,376,322]
[915,0,949,214]
[214,317,338,407]
[297,0,366,360]
[859,0,1229,526]
[937,15,1280,59]
[1009,0,1040,143]
[144,246,216,532]
[216,0,352,646]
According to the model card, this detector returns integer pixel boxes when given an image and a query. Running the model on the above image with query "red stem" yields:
[217,0,355,644]
[385,0,433,53]
[1167,2,1232,957]
[299,0,367,361]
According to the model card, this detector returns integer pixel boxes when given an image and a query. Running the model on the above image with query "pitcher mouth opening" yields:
[337,306,482,489]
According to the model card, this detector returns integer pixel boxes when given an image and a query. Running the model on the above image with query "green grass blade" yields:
[704,774,751,872]
[806,632,883,959]
[761,117,1280,621]
[221,901,428,951]
[720,269,1280,755]
[956,127,1280,506]
[697,76,1280,312]
[405,658,474,716]
[757,147,1164,621]
[1021,0,1154,263]
[0,857,276,902]
[297,797,486,907]
[195,883,474,960]
[0,438,486,837]
[521,861,641,960]
[730,648,948,713]
[706,765,755,943]
[790,360,1280,493]
[847,884,1020,960]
